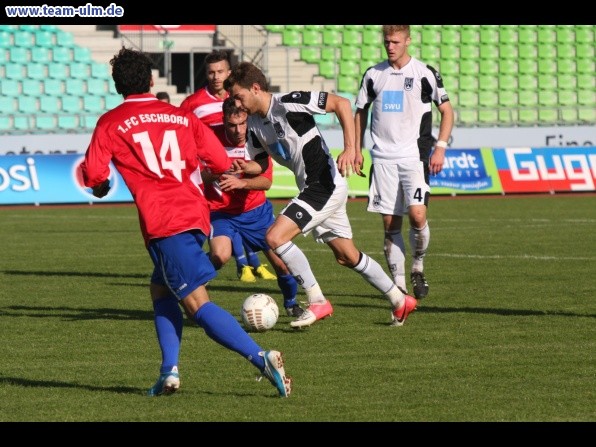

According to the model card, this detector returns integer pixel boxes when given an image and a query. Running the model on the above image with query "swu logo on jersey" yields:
[382,90,403,112]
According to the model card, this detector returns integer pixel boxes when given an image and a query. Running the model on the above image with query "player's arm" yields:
[429,100,454,175]
[218,172,272,192]
[192,115,231,175]
[81,127,113,197]
[354,105,370,177]
[230,151,269,176]
[325,93,360,177]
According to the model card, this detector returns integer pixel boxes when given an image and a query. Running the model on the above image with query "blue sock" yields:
[152,296,183,374]
[232,233,248,271]
[194,301,265,371]
[246,250,261,269]
[278,274,298,308]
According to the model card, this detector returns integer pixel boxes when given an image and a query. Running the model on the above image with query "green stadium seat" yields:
[318,60,336,79]
[421,28,441,45]
[478,90,498,107]
[323,25,343,31]
[4,63,24,80]
[58,114,80,131]
[447,76,458,93]
[499,59,518,75]
[48,63,68,79]
[537,58,557,75]
[478,74,498,91]
[13,31,34,47]
[43,79,63,96]
[282,29,301,46]
[560,107,578,124]
[518,43,537,59]
[440,44,459,60]
[0,79,20,96]
[300,46,320,63]
[61,95,82,113]
[578,108,595,123]
[18,96,38,114]
[555,26,575,44]
[538,74,557,91]
[537,43,556,59]
[52,47,72,63]
[70,62,90,79]
[498,43,518,59]
[538,109,559,124]
[576,73,595,90]
[459,44,479,59]
[340,45,360,61]
[302,29,322,46]
[73,47,92,63]
[439,60,459,77]
[458,90,478,108]
[323,29,342,46]
[35,115,57,132]
[304,25,325,31]
[575,43,595,59]
[39,96,61,113]
[362,28,380,46]
[345,25,364,31]
[420,45,440,60]
[499,74,517,91]
[337,75,359,94]
[479,43,499,60]
[9,47,28,63]
[13,115,31,132]
[576,58,595,74]
[556,73,577,90]
[479,59,498,75]
[359,60,378,74]
[574,26,594,43]
[498,26,518,44]
[518,26,537,43]
[441,28,460,45]
[56,31,75,47]
[479,26,499,44]
[460,25,480,44]
[107,81,118,95]
[339,60,360,78]
[478,109,499,125]
[457,109,478,126]
[458,74,478,91]
[27,62,47,80]
[342,29,361,46]
[518,89,538,107]
[34,30,54,47]
[459,59,479,75]
[498,90,518,108]
[538,89,557,107]
[558,90,577,106]
[66,78,86,95]
[518,74,538,90]
[577,89,595,106]
[264,25,284,33]
[556,43,575,58]
[105,95,121,110]
[537,25,556,43]
[408,43,420,59]
[518,59,538,74]
[320,46,337,61]
[361,45,381,61]
[22,79,43,96]
[0,97,16,113]
[557,58,576,74]
[518,108,538,124]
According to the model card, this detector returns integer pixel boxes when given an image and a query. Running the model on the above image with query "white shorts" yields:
[367,161,430,216]
[280,181,352,244]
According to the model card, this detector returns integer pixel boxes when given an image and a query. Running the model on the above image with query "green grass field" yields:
[0,195,594,422]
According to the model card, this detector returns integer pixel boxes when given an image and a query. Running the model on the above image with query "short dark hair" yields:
[205,49,230,66]
[222,97,246,121]
[110,47,153,97]
[224,62,268,92]
[156,91,170,102]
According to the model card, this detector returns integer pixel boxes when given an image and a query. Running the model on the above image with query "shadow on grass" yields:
[0,375,144,395]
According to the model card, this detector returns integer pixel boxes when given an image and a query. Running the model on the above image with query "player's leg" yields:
[402,160,431,299]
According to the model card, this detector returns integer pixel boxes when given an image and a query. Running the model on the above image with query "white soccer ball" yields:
[241,293,279,332]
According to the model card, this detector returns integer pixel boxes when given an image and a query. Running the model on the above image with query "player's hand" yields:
[91,179,110,198]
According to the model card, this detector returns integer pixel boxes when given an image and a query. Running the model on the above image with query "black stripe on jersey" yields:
[287,111,316,137]
[249,130,263,148]
[281,202,312,230]
[280,91,312,105]
[300,135,336,211]
[426,64,445,89]
[366,77,377,102]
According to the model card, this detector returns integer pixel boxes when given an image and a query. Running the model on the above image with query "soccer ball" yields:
[241,293,279,332]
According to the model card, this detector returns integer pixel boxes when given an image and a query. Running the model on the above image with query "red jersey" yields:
[81,94,231,246]
[204,131,273,214]
[179,86,228,141]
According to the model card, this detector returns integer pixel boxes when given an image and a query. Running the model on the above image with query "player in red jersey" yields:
[80,47,292,398]
[203,98,304,318]
[181,50,276,282]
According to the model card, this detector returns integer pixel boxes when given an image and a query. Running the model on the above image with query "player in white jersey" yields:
[225,62,418,328]
[354,25,454,300]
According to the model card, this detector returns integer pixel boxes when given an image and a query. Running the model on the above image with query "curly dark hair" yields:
[110,47,153,97]
[222,97,245,120]
[224,62,268,92]
[205,49,230,66]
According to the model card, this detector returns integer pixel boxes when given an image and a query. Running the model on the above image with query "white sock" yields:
[273,241,318,291]
[353,252,397,296]
[386,285,406,309]
[384,230,407,290]
[410,222,429,273]
[305,283,326,304]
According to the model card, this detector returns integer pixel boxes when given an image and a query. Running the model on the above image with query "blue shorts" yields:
[210,200,274,253]
[148,230,216,300]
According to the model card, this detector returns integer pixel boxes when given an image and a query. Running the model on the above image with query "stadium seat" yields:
[518,108,539,124]
[83,95,104,113]
[577,89,595,106]
[576,58,595,74]
[459,44,479,60]
[31,46,51,63]
[9,47,28,64]
[538,74,557,91]
[282,29,301,46]
[27,62,47,80]
[0,116,12,132]
[498,90,518,108]
[58,114,80,131]
[556,43,575,58]
[440,44,459,60]
[557,58,576,74]
[340,45,360,61]
[1,79,20,96]
[537,43,556,59]
[498,43,518,59]
[460,25,480,44]
[538,89,557,107]
[459,59,479,76]
[0,97,16,114]
[35,115,57,132]
[301,29,322,46]
[4,63,24,80]
[480,44,499,60]
[457,109,479,126]
[48,63,69,79]
[537,58,557,75]
[421,45,440,61]
[82,114,99,130]
[361,45,381,61]
[339,60,360,78]
[498,59,518,75]
[574,26,594,43]
[555,25,575,43]
[34,30,54,47]
[22,79,43,96]
[359,60,377,74]
[518,74,538,90]
[560,107,579,124]
[73,47,92,62]
[61,95,82,113]
[0,30,11,47]
[13,30,34,47]
[304,25,324,31]
[421,28,441,45]
[538,108,559,124]
[518,43,538,59]
[362,28,380,46]
[578,108,595,123]
[518,90,538,107]
[458,74,479,91]
[90,62,109,78]
[498,26,518,44]
[18,96,38,114]
[104,95,121,110]
[480,26,499,44]
[337,75,359,94]
[537,25,557,43]
[557,89,577,106]
[300,47,320,63]
[556,73,577,90]
[575,43,595,59]
[66,78,86,95]
[52,47,72,63]
[458,90,478,108]
[264,25,284,33]
[478,108,499,125]
[479,59,498,75]
[87,78,107,96]
[39,96,61,113]
[323,29,342,46]
[518,26,537,43]
[518,59,538,74]
[70,62,90,79]
[56,31,75,47]
[478,74,498,91]
[498,74,517,91]
[43,79,63,96]
[439,60,459,77]
[441,27,460,45]
[318,60,336,79]
[13,115,31,132]
[577,73,595,90]
[342,29,361,46]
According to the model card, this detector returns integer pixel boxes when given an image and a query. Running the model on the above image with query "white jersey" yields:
[355,57,450,164]
[246,91,346,207]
